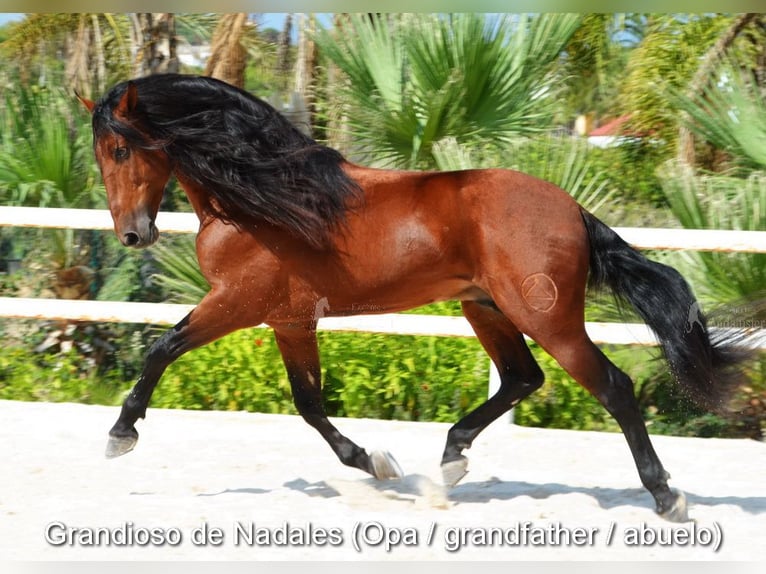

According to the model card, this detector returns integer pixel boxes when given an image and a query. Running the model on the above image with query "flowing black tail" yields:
[581,209,747,412]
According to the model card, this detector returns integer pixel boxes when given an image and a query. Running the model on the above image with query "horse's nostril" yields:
[123,232,140,246]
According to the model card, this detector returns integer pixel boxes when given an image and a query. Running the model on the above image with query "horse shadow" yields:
[282,475,766,515]
[196,487,271,497]
[451,479,766,514]
[188,474,765,516]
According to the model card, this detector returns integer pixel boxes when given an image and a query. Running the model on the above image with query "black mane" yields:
[92,74,361,249]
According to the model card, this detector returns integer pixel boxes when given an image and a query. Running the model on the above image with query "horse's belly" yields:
[324,280,490,317]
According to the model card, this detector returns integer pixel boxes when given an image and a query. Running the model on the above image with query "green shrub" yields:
[2,313,756,439]
[153,329,294,413]
[0,346,128,404]
[514,344,620,432]
[153,328,490,423]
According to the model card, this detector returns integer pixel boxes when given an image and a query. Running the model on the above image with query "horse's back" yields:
[349,164,588,263]
[346,164,591,311]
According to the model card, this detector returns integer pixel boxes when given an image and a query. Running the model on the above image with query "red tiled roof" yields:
[589,114,633,137]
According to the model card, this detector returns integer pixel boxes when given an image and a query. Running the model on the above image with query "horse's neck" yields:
[174,172,220,226]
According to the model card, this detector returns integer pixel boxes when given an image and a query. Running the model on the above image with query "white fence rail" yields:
[3,206,766,252]
[0,295,668,346]
[1,207,764,354]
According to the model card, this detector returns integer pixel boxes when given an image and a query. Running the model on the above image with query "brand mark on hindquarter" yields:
[521,273,558,312]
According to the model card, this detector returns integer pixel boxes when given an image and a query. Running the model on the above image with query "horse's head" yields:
[79,82,171,248]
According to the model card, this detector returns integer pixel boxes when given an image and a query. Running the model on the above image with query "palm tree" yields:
[619,14,758,157]
[675,61,766,173]
[130,13,179,76]
[0,13,131,96]
[204,13,250,88]
[557,13,643,124]
[293,13,319,133]
[664,54,766,301]
[275,13,293,93]
[0,84,102,299]
[676,13,763,166]
[315,13,582,169]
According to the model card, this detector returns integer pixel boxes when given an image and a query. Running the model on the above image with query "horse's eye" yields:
[114,146,130,161]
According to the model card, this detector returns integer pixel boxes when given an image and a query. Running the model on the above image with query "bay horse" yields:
[79,74,747,522]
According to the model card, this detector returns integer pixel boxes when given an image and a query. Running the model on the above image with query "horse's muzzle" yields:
[120,221,159,248]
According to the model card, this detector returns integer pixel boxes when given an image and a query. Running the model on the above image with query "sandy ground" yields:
[1,399,764,561]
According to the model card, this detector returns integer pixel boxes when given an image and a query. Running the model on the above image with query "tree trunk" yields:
[276,13,293,93]
[678,13,759,167]
[131,13,178,77]
[204,13,249,88]
[293,14,318,135]
[326,14,351,152]
[91,14,106,94]
[64,15,91,97]
[154,13,178,74]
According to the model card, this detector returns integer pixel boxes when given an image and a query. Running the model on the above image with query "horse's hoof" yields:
[105,433,138,459]
[658,490,689,523]
[370,450,403,480]
[441,456,469,487]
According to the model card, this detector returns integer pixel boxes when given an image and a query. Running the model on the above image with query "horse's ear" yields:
[116,81,138,117]
[75,91,95,114]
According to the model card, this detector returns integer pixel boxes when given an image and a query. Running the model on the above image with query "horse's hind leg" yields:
[441,301,544,486]
[272,323,402,480]
[534,329,688,522]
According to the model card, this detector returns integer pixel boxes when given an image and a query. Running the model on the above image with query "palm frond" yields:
[0,85,95,208]
[151,237,210,305]
[659,161,766,303]
[316,13,581,169]
[674,63,766,171]
[434,135,613,215]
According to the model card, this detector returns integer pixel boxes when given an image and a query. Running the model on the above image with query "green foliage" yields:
[659,163,766,304]
[0,317,615,430]
[2,319,758,438]
[152,328,491,423]
[657,153,765,438]
[319,331,488,422]
[95,249,146,302]
[151,236,210,305]
[0,84,103,271]
[316,13,581,168]
[674,63,766,173]
[0,84,98,208]
[0,14,134,93]
[557,14,637,121]
[620,14,733,153]
[513,344,620,432]
[587,139,668,207]
[152,329,293,413]
[0,346,129,405]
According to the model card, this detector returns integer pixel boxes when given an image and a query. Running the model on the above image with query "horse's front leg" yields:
[106,290,258,458]
[272,323,402,480]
